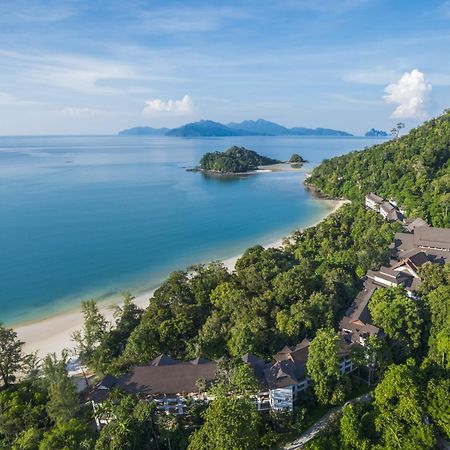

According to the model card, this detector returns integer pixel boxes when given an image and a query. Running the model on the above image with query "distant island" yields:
[288,153,307,165]
[119,118,353,137]
[196,146,281,174]
[118,126,169,136]
[365,128,389,137]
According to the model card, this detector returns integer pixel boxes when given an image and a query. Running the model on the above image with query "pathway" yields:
[283,392,373,449]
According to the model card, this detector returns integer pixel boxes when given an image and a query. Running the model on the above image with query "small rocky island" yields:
[365,128,388,137]
[195,146,281,174]
[288,153,307,165]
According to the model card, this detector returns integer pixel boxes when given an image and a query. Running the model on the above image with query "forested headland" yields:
[308,110,450,227]
[1,112,449,449]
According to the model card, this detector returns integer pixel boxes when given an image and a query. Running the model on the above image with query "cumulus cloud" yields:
[143,95,194,116]
[383,69,432,119]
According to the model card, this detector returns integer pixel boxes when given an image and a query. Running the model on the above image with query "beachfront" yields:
[15,199,347,359]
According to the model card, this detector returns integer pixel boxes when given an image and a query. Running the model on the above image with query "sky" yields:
[0,0,450,135]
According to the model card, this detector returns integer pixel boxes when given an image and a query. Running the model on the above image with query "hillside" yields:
[227,119,291,135]
[199,146,281,173]
[165,120,251,137]
[228,119,353,136]
[308,110,450,227]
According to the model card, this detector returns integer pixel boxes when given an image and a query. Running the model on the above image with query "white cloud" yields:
[61,107,99,117]
[143,95,194,116]
[383,69,432,119]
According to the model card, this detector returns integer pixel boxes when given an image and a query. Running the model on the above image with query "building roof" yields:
[366,193,383,204]
[393,251,429,276]
[405,218,429,233]
[343,279,377,324]
[393,232,416,252]
[242,353,267,380]
[264,359,307,390]
[150,354,178,366]
[386,208,404,222]
[92,356,218,398]
[414,226,450,250]
[380,201,395,215]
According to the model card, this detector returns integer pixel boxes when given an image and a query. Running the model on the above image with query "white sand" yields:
[15,199,347,359]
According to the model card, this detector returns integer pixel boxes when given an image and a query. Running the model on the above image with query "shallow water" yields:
[0,135,384,324]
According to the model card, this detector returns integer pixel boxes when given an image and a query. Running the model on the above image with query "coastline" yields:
[15,198,348,359]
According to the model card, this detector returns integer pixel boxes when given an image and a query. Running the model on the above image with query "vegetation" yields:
[0,323,35,388]
[3,114,449,448]
[198,146,281,173]
[289,153,306,164]
[306,328,344,405]
[308,110,450,226]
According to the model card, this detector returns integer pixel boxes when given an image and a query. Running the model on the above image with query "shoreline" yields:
[15,198,348,359]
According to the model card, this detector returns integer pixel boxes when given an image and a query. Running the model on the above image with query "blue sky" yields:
[0,0,449,135]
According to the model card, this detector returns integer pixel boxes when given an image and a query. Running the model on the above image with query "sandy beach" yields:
[15,198,348,359]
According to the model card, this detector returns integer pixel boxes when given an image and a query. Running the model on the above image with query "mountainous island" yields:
[197,146,281,173]
[365,128,389,137]
[119,119,353,137]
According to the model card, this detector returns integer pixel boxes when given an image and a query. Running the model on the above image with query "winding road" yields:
[283,392,373,449]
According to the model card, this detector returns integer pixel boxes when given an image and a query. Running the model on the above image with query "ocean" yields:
[0,135,384,325]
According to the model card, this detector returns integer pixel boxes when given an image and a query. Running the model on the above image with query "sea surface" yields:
[0,135,385,325]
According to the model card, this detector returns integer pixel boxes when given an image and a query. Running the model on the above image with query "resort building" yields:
[365,193,383,211]
[339,220,450,345]
[90,337,360,426]
[365,193,404,222]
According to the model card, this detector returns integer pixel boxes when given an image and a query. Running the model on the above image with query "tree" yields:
[38,419,92,450]
[93,293,143,374]
[71,300,107,367]
[424,284,450,367]
[373,364,435,449]
[306,328,342,405]
[427,377,450,438]
[95,392,159,450]
[0,381,48,447]
[340,403,374,450]
[0,323,34,388]
[230,363,259,396]
[369,287,423,357]
[42,352,80,424]
[188,386,260,450]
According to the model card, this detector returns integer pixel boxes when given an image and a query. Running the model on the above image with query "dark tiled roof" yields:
[366,193,383,203]
[264,359,307,390]
[242,353,267,380]
[100,373,117,389]
[380,201,395,214]
[150,354,178,366]
[190,357,211,365]
[115,361,218,395]
[414,226,450,250]
[386,209,404,222]
[405,218,429,232]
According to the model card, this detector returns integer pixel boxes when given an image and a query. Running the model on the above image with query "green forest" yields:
[308,110,450,227]
[198,146,280,173]
[1,112,449,449]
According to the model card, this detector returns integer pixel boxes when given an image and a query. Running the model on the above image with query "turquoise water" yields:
[0,135,384,325]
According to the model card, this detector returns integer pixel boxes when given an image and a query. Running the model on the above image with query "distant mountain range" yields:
[118,119,353,137]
